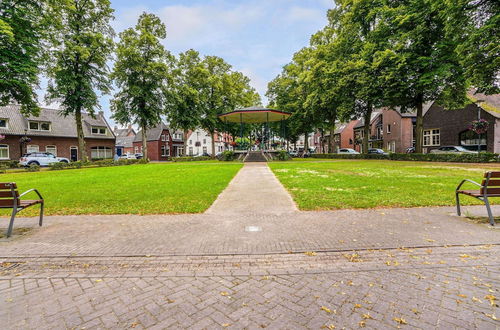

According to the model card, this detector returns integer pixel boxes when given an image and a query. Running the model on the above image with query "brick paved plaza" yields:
[1,164,499,329]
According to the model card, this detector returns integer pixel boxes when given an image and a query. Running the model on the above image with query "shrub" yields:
[0,165,6,174]
[310,152,499,163]
[172,156,211,162]
[219,151,236,161]
[49,162,68,170]
[0,160,20,168]
[25,164,40,172]
[93,159,114,167]
[276,150,291,161]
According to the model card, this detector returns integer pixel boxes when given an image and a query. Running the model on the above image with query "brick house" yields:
[423,92,500,153]
[133,123,184,161]
[382,108,417,153]
[114,125,136,156]
[353,111,383,153]
[0,104,115,161]
[331,120,360,152]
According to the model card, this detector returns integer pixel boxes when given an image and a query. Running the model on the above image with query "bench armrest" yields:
[19,188,43,200]
[456,179,481,192]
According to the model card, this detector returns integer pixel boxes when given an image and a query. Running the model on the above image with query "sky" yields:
[42,0,333,126]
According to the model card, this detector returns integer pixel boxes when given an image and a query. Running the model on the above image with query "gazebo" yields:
[218,106,291,160]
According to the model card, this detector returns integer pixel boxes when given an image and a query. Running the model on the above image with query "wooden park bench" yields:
[456,171,499,226]
[0,183,44,238]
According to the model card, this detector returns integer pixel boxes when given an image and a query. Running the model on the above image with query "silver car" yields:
[20,152,70,166]
[430,146,478,154]
[338,148,360,154]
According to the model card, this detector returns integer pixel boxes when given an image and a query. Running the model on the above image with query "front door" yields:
[116,147,123,156]
[70,147,78,161]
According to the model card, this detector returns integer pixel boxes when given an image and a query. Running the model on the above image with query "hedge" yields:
[310,152,500,163]
[171,156,212,162]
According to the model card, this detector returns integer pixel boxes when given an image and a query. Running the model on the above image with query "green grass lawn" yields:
[0,162,242,216]
[269,160,498,210]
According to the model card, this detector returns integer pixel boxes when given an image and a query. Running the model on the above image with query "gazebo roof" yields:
[218,107,291,123]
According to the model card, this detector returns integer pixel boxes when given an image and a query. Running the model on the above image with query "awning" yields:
[218,107,291,124]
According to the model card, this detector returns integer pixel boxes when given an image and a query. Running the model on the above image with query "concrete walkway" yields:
[206,163,297,216]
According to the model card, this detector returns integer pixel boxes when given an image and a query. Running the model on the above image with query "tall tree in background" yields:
[446,0,499,94]
[46,0,114,161]
[111,12,172,160]
[374,0,467,153]
[0,0,49,115]
[167,50,205,156]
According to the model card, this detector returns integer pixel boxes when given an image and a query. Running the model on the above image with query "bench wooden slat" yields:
[0,183,16,189]
[485,172,500,178]
[0,191,19,198]
[482,179,500,186]
[0,199,19,207]
[482,188,500,195]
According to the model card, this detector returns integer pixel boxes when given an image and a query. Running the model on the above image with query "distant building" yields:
[114,125,136,156]
[423,92,500,153]
[133,123,184,161]
[186,129,233,156]
[0,104,115,161]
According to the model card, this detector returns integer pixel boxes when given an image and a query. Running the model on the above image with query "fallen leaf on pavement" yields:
[393,317,407,325]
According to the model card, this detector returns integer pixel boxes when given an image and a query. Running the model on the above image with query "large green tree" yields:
[111,12,173,160]
[46,0,114,161]
[167,50,205,156]
[373,0,467,153]
[0,0,49,114]
[446,0,499,94]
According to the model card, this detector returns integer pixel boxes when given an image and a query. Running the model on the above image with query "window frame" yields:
[0,144,9,159]
[26,145,39,153]
[29,121,51,131]
[423,129,440,147]
[45,145,57,156]
[0,118,8,129]
[91,126,107,135]
[90,146,112,159]
[387,124,391,134]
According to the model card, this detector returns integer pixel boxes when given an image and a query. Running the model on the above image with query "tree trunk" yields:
[362,104,372,154]
[142,124,148,160]
[211,131,216,158]
[415,94,424,153]
[304,132,309,156]
[329,121,336,154]
[183,129,189,156]
[75,110,87,162]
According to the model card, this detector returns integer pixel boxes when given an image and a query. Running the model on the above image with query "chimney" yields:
[98,111,104,117]
[128,124,132,129]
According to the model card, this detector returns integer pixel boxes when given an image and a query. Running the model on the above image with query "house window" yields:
[387,124,391,134]
[203,146,207,154]
[161,134,166,141]
[189,140,192,145]
[0,144,9,159]
[91,146,112,159]
[161,145,170,157]
[0,119,7,128]
[46,145,57,156]
[26,145,39,153]
[134,146,139,154]
[203,139,206,145]
[178,147,184,156]
[29,121,51,131]
[189,147,193,155]
[91,127,107,135]
[423,129,440,146]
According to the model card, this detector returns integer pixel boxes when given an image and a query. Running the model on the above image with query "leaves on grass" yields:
[393,317,408,325]
[321,306,334,314]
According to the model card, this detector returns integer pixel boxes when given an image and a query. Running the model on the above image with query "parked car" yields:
[430,146,478,154]
[338,148,360,154]
[134,153,143,159]
[119,153,137,160]
[289,151,299,157]
[368,148,388,155]
[20,152,70,167]
[406,147,415,154]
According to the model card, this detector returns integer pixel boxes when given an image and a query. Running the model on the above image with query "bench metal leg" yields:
[483,197,495,226]
[6,209,17,238]
[39,202,44,227]
[456,193,461,216]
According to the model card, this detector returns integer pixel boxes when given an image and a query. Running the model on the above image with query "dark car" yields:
[135,153,143,159]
